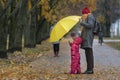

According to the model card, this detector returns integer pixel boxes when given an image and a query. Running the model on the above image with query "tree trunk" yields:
[0,15,8,58]
[8,0,23,52]
[36,16,45,44]
[104,0,111,37]
[0,3,8,58]
[42,20,50,40]
[24,0,37,48]
[105,19,111,37]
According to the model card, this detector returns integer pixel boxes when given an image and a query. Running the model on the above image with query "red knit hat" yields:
[82,7,91,14]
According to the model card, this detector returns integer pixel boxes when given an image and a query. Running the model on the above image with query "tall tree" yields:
[8,0,23,52]
[24,0,37,48]
[0,0,8,58]
[96,0,120,37]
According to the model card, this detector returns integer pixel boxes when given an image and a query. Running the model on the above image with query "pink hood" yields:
[73,37,82,45]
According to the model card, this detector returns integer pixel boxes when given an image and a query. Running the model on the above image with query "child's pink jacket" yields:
[70,37,82,56]
[69,37,82,74]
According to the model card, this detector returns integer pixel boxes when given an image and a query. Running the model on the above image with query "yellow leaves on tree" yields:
[28,0,32,11]
[97,14,106,24]
[70,0,78,3]
[0,0,6,8]
[88,0,96,11]
[28,0,97,23]
[27,0,57,23]
[70,0,82,3]
[54,0,97,20]
[36,0,97,23]
[37,0,57,23]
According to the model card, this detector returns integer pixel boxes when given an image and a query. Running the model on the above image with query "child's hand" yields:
[68,41,71,46]
[68,40,71,44]
[68,40,70,43]
[79,18,82,23]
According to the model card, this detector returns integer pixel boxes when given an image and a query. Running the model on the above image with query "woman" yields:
[79,7,95,74]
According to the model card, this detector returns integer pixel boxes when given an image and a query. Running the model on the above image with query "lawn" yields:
[105,42,120,51]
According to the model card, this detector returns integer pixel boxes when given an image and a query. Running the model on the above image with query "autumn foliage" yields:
[35,0,97,23]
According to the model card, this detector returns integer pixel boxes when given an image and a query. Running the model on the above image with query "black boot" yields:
[82,69,94,74]
[56,51,59,57]
[54,51,57,57]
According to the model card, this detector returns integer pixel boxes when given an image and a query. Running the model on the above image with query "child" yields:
[69,32,82,74]
[52,41,60,57]
[50,20,60,57]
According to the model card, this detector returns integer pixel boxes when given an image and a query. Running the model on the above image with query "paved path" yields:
[81,39,120,72]
[93,39,120,69]
[29,38,120,79]
[29,40,71,74]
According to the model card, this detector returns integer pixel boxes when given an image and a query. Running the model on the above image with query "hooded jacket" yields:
[70,37,82,56]
[80,14,95,49]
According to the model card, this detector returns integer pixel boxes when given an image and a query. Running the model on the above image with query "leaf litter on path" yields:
[0,39,120,79]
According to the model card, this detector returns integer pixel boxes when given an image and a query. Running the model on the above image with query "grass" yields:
[105,42,120,51]
[94,36,120,40]
[103,37,120,40]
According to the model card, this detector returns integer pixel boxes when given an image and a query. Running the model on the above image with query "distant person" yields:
[79,6,95,74]
[50,20,60,57]
[98,31,104,45]
[69,32,82,74]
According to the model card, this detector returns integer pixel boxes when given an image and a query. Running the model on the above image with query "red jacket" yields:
[70,37,82,57]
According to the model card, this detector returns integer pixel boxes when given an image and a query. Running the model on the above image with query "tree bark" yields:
[36,16,45,44]
[0,3,8,58]
[8,0,28,52]
[8,0,23,52]
[104,0,111,37]
[24,0,37,48]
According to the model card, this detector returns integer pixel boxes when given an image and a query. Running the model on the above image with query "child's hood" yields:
[74,37,82,45]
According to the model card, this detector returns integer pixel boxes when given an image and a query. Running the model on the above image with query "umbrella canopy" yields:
[50,16,81,42]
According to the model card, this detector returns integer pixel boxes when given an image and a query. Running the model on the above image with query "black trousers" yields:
[53,44,59,53]
[85,48,94,70]
[99,37,103,43]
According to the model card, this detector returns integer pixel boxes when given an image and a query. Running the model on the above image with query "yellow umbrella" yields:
[50,16,81,42]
